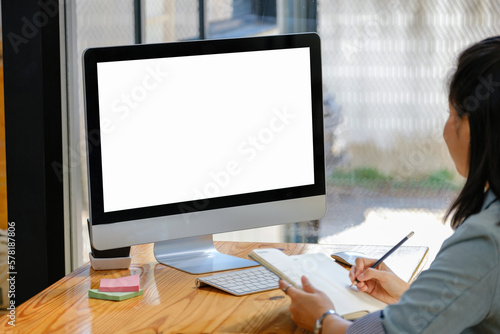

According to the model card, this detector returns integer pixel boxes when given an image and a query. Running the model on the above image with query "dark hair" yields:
[446,36,500,229]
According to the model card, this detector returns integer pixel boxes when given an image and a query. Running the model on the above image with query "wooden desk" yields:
[2,241,428,333]
[1,241,340,333]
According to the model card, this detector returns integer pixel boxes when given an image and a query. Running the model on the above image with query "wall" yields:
[0,50,5,230]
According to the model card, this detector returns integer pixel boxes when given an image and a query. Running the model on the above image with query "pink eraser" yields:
[99,275,140,292]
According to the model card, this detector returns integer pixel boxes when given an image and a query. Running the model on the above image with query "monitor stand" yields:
[153,234,258,274]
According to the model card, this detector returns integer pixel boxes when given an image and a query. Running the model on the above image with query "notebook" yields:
[249,248,387,320]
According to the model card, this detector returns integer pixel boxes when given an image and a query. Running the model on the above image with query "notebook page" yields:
[289,253,387,315]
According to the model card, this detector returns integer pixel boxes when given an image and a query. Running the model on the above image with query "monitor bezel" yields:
[84,33,325,228]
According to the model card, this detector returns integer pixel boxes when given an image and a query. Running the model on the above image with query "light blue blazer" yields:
[383,190,500,333]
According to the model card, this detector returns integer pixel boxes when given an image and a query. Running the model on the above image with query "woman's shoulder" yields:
[447,194,500,259]
[461,192,500,235]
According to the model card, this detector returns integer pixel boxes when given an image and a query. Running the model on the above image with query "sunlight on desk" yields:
[320,208,453,263]
[215,207,453,266]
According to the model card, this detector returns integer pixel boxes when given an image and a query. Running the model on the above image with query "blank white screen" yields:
[97,47,315,212]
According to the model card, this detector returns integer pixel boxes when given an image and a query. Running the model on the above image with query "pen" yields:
[350,231,415,287]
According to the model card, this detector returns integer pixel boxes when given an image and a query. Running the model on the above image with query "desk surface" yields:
[2,241,337,333]
[2,241,427,333]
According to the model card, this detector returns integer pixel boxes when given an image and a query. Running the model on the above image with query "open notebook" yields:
[249,248,387,320]
[330,244,428,284]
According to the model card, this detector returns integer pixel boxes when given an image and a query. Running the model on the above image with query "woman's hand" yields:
[279,276,350,333]
[349,257,410,304]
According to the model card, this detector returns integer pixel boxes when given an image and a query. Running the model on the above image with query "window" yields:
[64,0,500,268]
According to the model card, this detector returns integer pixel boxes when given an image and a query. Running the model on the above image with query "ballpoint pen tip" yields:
[407,231,415,238]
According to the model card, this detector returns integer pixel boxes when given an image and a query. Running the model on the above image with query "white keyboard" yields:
[196,266,279,296]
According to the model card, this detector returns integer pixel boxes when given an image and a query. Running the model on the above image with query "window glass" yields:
[66,0,500,267]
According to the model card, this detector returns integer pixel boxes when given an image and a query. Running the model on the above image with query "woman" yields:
[279,36,500,333]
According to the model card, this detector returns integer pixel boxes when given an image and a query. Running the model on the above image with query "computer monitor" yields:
[83,33,326,274]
